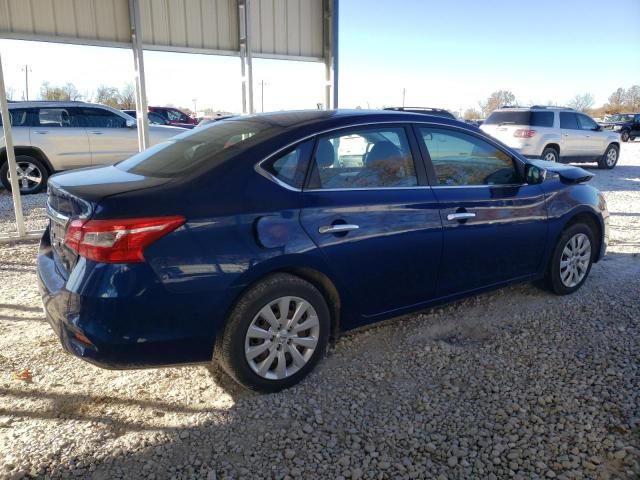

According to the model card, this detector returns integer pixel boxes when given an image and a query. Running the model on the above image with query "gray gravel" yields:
[1,143,639,479]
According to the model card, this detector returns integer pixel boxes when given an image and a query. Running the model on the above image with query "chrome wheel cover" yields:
[7,161,43,192]
[244,296,320,380]
[606,148,617,167]
[560,233,591,288]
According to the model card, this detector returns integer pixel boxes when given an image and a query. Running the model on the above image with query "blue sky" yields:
[1,0,639,114]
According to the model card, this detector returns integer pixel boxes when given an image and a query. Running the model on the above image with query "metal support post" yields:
[239,0,255,114]
[129,0,150,151]
[0,53,26,237]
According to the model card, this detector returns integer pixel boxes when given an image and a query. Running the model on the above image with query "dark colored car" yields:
[38,110,609,392]
[122,109,174,126]
[599,113,640,142]
[148,106,198,129]
[384,107,457,120]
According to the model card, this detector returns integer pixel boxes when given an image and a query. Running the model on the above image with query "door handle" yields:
[563,134,569,137]
[447,212,476,221]
[34,131,48,134]
[90,131,103,135]
[319,224,359,234]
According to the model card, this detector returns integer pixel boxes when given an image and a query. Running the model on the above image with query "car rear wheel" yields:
[546,223,595,295]
[598,144,619,169]
[215,273,330,393]
[620,130,630,142]
[0,155,49,194]
[541,147,559,163]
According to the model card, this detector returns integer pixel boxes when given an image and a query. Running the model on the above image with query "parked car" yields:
[0,101,184,194]
[38,110,609,392]
[481,106,620,169]
[122,109,182,127]
[598,113,640,142]
[148,106,198,129]
[384,106,456,120]
[195,115,236,128]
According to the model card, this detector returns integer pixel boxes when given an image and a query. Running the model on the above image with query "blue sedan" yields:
[38,110,609,392]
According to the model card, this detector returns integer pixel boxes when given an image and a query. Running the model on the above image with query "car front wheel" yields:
[215,273,330,393]
[598,144,619,169]
[0,155,49,194]
[546,223,595,295]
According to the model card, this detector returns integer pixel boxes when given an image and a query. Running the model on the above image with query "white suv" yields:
[481,106,620,170]
[0,101,185,194]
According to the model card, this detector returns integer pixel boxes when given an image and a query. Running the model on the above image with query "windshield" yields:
[116,118,277,178]
[605,114,633,123]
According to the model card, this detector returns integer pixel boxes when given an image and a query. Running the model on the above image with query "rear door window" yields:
[306,127,418,189]
[530,112,554,127]
[79,108,127,128]
[36,108,84,128]
[560,112,579,130]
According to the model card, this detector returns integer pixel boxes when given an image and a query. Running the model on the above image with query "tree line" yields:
[464,84,640,120]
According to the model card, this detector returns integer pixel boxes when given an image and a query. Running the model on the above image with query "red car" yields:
[148,106,198,129]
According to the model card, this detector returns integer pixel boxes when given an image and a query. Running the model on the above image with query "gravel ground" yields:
[0,143,639,480]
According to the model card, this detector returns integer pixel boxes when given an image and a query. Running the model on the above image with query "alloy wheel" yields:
[559,233,591,288]
[6,161,43,193]
[606,147,618,167]
[544,151,557,162]
[244,296,320,380]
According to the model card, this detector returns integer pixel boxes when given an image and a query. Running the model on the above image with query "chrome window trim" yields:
[254,120,525,192]
[46,202,70,225]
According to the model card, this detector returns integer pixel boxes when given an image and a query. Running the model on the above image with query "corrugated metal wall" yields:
[250,0,324,59]
[0,0,326,60]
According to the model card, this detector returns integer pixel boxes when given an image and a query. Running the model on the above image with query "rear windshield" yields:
[116,118,278,178]
[484,111,554,127]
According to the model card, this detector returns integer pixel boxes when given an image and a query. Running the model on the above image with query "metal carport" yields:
[0,0,338,241]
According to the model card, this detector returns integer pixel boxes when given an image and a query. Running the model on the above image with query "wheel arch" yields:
[544,143,561,155]
[0,146,54,173]
[561,210,603,263]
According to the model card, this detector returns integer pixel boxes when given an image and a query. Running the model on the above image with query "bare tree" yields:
[40,82,83,101]
[624,85,640,111]
[94,85,120,107]
[607,88,626,112]
[568,93,595,113]
[463,108,481,120]
[118,83,136,109]
[480,90,516,117]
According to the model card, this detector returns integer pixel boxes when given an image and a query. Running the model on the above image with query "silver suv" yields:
[481,106,620,169]
[0,101,184,193]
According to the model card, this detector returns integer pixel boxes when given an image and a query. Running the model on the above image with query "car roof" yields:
[8,100,108,109]
[224,109,465,130]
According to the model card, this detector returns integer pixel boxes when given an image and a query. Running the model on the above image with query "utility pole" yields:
[21,65,31,100]
[259,80,266,112]
[402,88,406,107]
[192,98,197,115]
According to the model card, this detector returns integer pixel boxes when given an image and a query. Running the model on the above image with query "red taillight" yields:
[514,129,536,138]
[64,216,185,263]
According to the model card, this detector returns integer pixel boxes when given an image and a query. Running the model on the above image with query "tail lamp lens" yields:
[64,216,185,263]
[514,129,536,138]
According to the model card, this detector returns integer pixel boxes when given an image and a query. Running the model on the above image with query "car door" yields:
[299,125,443,319]
[633,115,640,137]
[415,125,547,297]
[559,112,588,161]
[576,113,606,157]
[78,107,138,165]
[30,107,91,170]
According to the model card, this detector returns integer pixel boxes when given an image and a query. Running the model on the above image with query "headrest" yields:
[316,139,336,168]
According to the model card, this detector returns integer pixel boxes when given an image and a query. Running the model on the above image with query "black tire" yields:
[215,273,331,393]
[546,223,596,295]
[0,155,49,194]
[541,146,559,163]
[598,144,619,169]
[630,136,636,141]
[620,130,630,142]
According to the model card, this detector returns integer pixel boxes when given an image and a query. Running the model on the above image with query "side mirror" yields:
[126,118,136,128]
[525,164,546,185]
[593,125,602,132]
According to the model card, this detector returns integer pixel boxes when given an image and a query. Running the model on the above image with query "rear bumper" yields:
[37,229,217,369]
